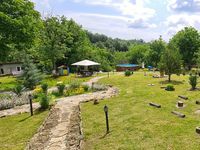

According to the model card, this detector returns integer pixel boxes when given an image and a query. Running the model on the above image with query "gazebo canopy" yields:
[71,60,100,66]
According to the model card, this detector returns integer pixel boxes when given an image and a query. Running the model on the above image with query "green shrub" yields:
[69,81,80,89]
[125,70,132,76]
[13,85,24,96]
[57,84,65,95]
[189,75,197,90]
[82,84,89,92]
[39,94,49,110]
[41,83,48,94]
[165,84,175,91]
[93,84,108,91]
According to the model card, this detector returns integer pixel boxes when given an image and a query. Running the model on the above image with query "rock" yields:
[93,99,99,105]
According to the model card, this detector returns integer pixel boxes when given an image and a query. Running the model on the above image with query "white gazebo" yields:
[71,60,100,76]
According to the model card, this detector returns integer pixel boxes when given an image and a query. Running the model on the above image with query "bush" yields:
[165,84,175,91]
[189,75,197,90]
[57,83,65,95]
[93,84,108,91]
[39,94,49,110]
[69,81,81,89]
[125,70,132,76]
[13,85,24,96]
[82,84,89,92]
[41,83,48,94]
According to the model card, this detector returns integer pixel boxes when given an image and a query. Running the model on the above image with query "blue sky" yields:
[31,0,200,42]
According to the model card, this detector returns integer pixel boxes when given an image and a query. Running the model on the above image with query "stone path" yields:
[0,103,40,118]
[27,76,118,150]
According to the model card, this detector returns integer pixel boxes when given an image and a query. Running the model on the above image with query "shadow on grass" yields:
[159,80,184,85]
[99,131,112,139]
[19,109,48,122]
[19,116,31,122]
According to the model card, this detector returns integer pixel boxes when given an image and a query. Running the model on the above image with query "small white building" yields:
[0,62,23,76]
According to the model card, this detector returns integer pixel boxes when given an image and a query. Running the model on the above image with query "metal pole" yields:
[105,111,109,133]
[29,94,33,116]
[104,105,109,133]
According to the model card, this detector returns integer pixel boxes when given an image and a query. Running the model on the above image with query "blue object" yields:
[67,66,70,75]
[148,66,153,69]
[116,64,139,67]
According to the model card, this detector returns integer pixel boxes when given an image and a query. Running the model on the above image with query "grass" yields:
[0,110,48,150]
[0,74,93,91]
[41,74,93,87]
[0,76,18,91]
[81,72,200,150]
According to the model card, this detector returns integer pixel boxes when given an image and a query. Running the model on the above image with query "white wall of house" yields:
[0,63,23,75]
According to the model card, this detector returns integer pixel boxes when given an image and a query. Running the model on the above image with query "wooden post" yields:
[92,82,94,91]
[178,95,188,100]
[149,102,161,108]
[171,111,185,118]
[177,101,184,107]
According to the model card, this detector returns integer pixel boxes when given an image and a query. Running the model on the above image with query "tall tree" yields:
[0,0,42,62]
[127,44,150,65]
[148,36,166,67]
[159,44,182,82]
[40,16,70,71]
[170,27,200,70]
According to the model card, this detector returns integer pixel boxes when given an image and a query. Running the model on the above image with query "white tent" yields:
[71,60,100,66]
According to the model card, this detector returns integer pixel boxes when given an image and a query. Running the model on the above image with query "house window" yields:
[0,68,4,74]
[17,67,21,71]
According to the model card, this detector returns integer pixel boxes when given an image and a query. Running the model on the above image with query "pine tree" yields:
[21,57,42,90]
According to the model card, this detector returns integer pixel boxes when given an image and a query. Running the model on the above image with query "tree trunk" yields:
[168,74,171,82]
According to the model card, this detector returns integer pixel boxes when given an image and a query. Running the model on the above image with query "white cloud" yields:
[165,14,200,35]
[64,12,159,41]
[168,0,200,13]
[72,0,156,20]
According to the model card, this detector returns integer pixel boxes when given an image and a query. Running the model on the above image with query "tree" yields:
[40,16,70,71]
[127,44,150,65]
[0,0,42,62]
[159,44,182,82]
[148,36,166,67]
[170,27,200,70]
[20,57,42,90]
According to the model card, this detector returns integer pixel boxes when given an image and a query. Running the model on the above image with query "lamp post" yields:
[104,105,109,134]
[28,94,33,116]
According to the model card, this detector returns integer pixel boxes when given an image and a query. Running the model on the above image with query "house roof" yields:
[0,62,22,65]
[71,60,100,66]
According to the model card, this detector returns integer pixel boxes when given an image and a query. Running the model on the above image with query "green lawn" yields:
[0,74,93,91]
[81,72,200,150]
[0,111,48,150]
[0,76,18,91]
